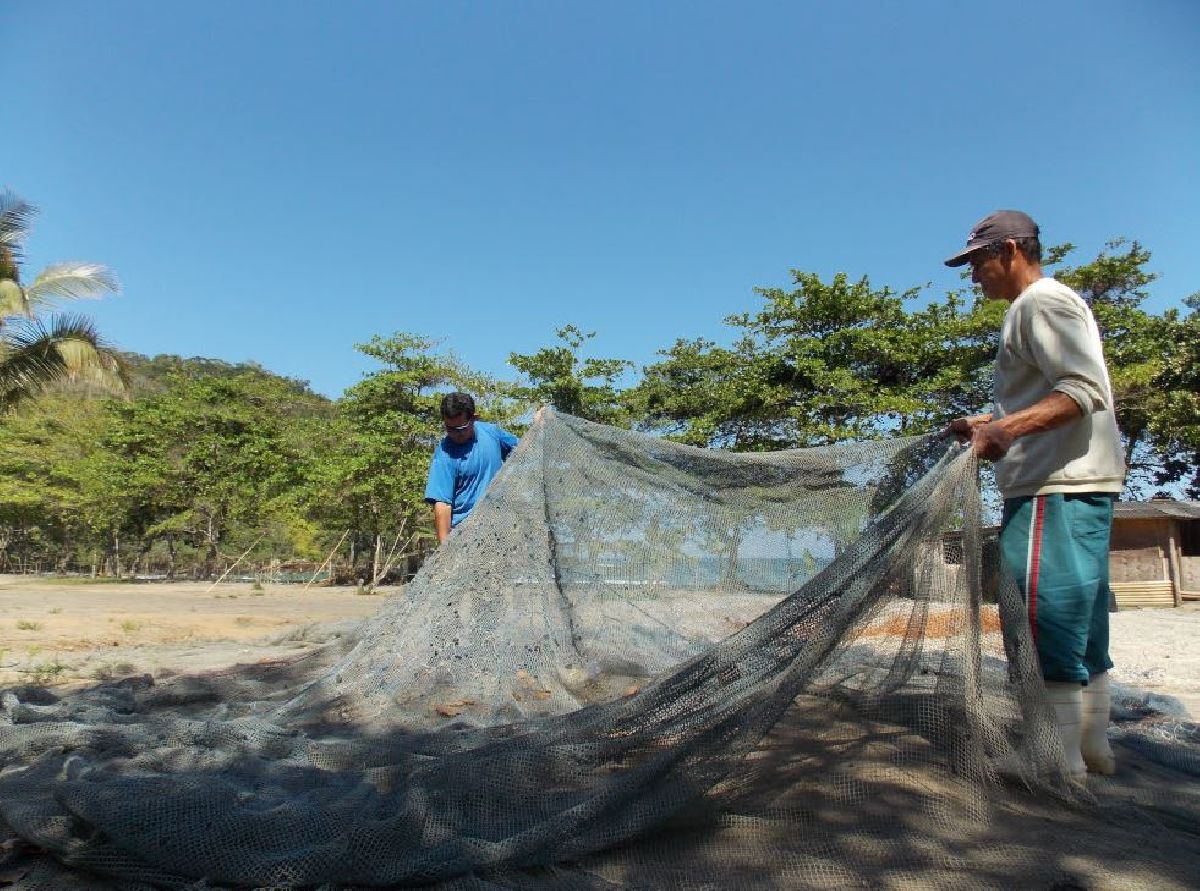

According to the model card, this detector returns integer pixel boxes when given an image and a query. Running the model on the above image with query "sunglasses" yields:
[445,419,474,433]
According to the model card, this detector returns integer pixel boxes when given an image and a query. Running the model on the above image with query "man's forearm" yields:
[972,391,1082,460]
[433,502,452,543]
[994,391,1082,439]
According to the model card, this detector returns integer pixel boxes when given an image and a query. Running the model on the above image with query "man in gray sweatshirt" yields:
[945,210,1126,780]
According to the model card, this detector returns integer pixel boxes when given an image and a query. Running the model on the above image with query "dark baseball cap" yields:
[944,210,1040,267]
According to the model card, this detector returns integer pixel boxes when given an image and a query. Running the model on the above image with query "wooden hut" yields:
[1109,500,1200,608]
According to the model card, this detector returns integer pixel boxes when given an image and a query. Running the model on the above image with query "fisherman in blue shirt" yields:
[424,392,520,543]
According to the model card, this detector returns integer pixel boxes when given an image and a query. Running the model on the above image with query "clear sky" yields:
[4,1,1198,398]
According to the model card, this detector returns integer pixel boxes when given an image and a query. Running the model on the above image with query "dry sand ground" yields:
[2,573,1197,715]
[0,574,393,690]
[1108,602,1200,717]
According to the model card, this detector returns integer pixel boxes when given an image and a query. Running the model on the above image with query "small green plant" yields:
[16,620,42,631]
[28,660,68,683]
[119,620,143,634]
[49,607,63,614]
[251,581,264,592]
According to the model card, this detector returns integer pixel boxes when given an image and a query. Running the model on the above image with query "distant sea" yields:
[561,555,832,593]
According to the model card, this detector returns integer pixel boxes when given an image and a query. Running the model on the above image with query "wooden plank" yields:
[1111,582,1174,594]
[1112,579,1175,609]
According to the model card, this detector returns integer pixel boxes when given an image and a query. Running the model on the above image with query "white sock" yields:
[1081,672,1116,775]
[1044,681,1086,778]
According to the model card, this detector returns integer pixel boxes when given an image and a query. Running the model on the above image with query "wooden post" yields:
[305,530,349,590]
[204,535,264,594]
[1167,520,1184,608]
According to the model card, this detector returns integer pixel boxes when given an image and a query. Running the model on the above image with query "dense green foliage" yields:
[0,236,1195,578]
[509,325,633,425]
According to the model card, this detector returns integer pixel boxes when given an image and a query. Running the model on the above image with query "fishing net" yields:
[1,412,1198,889]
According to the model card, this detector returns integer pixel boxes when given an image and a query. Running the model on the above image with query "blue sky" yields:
[4,1,1198,398]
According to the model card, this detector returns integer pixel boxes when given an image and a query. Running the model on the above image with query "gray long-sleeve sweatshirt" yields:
[993,277,1126,498]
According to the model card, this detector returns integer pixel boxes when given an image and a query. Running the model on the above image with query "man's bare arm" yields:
[432,502,452,543]
[970,391,1082,460]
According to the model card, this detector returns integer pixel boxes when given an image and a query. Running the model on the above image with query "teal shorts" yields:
[999,493,1115,684]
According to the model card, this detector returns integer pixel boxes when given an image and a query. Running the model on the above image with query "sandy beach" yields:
[0,575,393,690]
[2,573,1196,717]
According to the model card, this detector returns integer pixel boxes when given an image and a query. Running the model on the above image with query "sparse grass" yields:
[251,581,264,592]
[27,659,68,683]
[91,661,138,681]
[49,607,63,614]
[16,620,43,631]
[234,616,254,627]
[119,620,143,634]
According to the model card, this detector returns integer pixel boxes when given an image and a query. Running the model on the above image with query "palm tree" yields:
[0,189,127,411]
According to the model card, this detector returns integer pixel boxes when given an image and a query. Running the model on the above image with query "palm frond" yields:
[0,190,36,249]
[0,279,27,319]
[25,262,120,310]
[0,313,128,412]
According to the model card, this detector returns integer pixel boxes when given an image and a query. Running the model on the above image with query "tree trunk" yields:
[1123,426,1141,486]
[204,513,221,580]
[371,533,383,591]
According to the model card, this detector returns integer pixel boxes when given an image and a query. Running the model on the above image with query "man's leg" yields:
[1075,494,1117,774]
[999,495,1094,683]
[1000,495,1099,778]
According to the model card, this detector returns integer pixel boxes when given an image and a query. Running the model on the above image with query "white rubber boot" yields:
[1081,672,1117,775]
[1044,681,1087,779]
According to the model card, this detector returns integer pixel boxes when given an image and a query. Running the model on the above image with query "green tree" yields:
[509,325,633,425]
[0,393,111,571]
[0,190,126,411]
[96,369,326,577]
[630,334,775,449]
[633,273,994,449]
[1148,293,1200,497]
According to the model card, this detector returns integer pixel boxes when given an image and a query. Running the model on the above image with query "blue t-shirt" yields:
[423,420,519,527]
